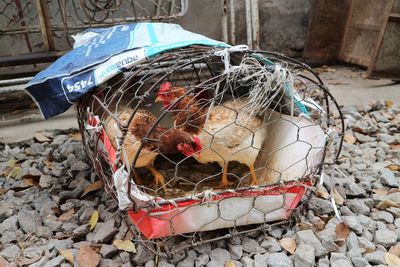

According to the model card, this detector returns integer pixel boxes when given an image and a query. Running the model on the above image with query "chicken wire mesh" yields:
[76,46,344,253]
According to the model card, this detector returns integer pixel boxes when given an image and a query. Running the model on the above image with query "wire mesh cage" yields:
[76,45,344,249]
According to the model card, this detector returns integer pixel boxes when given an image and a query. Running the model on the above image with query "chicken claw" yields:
[146,166,167,192]
[248,164,259,186]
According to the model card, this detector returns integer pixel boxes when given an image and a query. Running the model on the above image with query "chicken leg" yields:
[215,163,232,188]
[248,164,259,186]
[146,165,167,192]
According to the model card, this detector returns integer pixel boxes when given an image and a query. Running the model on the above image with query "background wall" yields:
[179,0,312,57]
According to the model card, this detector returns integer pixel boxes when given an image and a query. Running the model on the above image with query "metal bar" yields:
[36,0,54,51]
[229,0,236,44]
[251,0,260,49]
[0,51,65,67]
[221,0,228,43]
[245,0,253,48]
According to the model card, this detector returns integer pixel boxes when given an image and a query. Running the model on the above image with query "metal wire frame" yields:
[0,0,188,58]
[76,46,344,248]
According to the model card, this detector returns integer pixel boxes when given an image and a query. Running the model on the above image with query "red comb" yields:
[159,82,171,93]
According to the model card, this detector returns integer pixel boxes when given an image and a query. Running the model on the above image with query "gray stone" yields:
[371,210,394,224]
[159,261,175,267]
[100,259,116,267]
[0,245,20,261]
[43,256,65,267]
[260,238,281,252]
[344,182,366,197]
[100,244,118,258]
[208,248,231,266]
[61,264,71,267]
[194,243,211,254]
[0,231,16,244]
[346,199,370,215]
[0,202,14,221]
[377,133,396,144]
[317,257,329,267]
[346,232,359,251]
[145,261,156,267]
[308,197,334,215]
[242,237,264,254]
[133,243,155,265]
[389,192,400,204]
[266,252,293,267]
[374,229,397,247]
[23,245,46,258]
[228,244,243,260]
[61,222,79,234]
[18,209,42,233]
[240,256,255,267]
[347,247,364,258]
[177,250,196,267]
[37,226,53,238]
[73,224,89,237]
[195,254,210,267]
[296,229,327,257]
[358,237,375,252]
[294,244,315,267]
[79,207,95,224]
[0,215,18,232]
[43,216,62,232]
[365,251,386,265]
[351,257,371,267]
[380,169,399,187]
[119,251,131,263]
[47,239,73,251]
[93,220,118,243]
[39,175,53,188]
[70,160,90,172]
[387,207,400,218]
[330,253,352,267]
[254,253,268,267]
[343,216,363,235]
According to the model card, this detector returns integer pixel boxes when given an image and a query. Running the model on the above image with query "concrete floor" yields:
[0,65,399,144]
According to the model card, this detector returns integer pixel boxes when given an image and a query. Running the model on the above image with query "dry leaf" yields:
[43,160,54,170]
[34,132,51,143]
[390,244,400,257]
[59,209,75,222]
[387,164,400,171]
[385,252,400,266]
[279,238,297,255]
[0,258,8,267]
[316,187,329,199]
[335,222,350,240]
[391,144,400,150]
[70,132,82,141]
[89,210,99,231]
[225,260,236,267]
[113,240,137,253]
[76,245,100,267]
[332,187,344,205]
[385,100,394,108]
[389,188,400,194]
[373,189,389,195]
[59,249,74,264]
[344,133,356,144]
[81,180,103,197]
[21,174,40,187]
[377,200,400,210]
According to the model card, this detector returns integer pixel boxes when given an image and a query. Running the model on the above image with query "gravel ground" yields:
[0,100,399,267]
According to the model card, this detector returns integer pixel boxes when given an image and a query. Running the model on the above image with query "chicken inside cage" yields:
[78,48,327,201]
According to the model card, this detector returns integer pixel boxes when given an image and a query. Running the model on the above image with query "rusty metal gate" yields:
[0,0,188,72]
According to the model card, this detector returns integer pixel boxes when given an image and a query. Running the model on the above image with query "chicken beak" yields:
[155,96,162,103]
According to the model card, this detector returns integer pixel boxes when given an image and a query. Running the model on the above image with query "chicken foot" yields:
[215,163,234,188]
[146,165,167,192]
[248,164,259,186]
